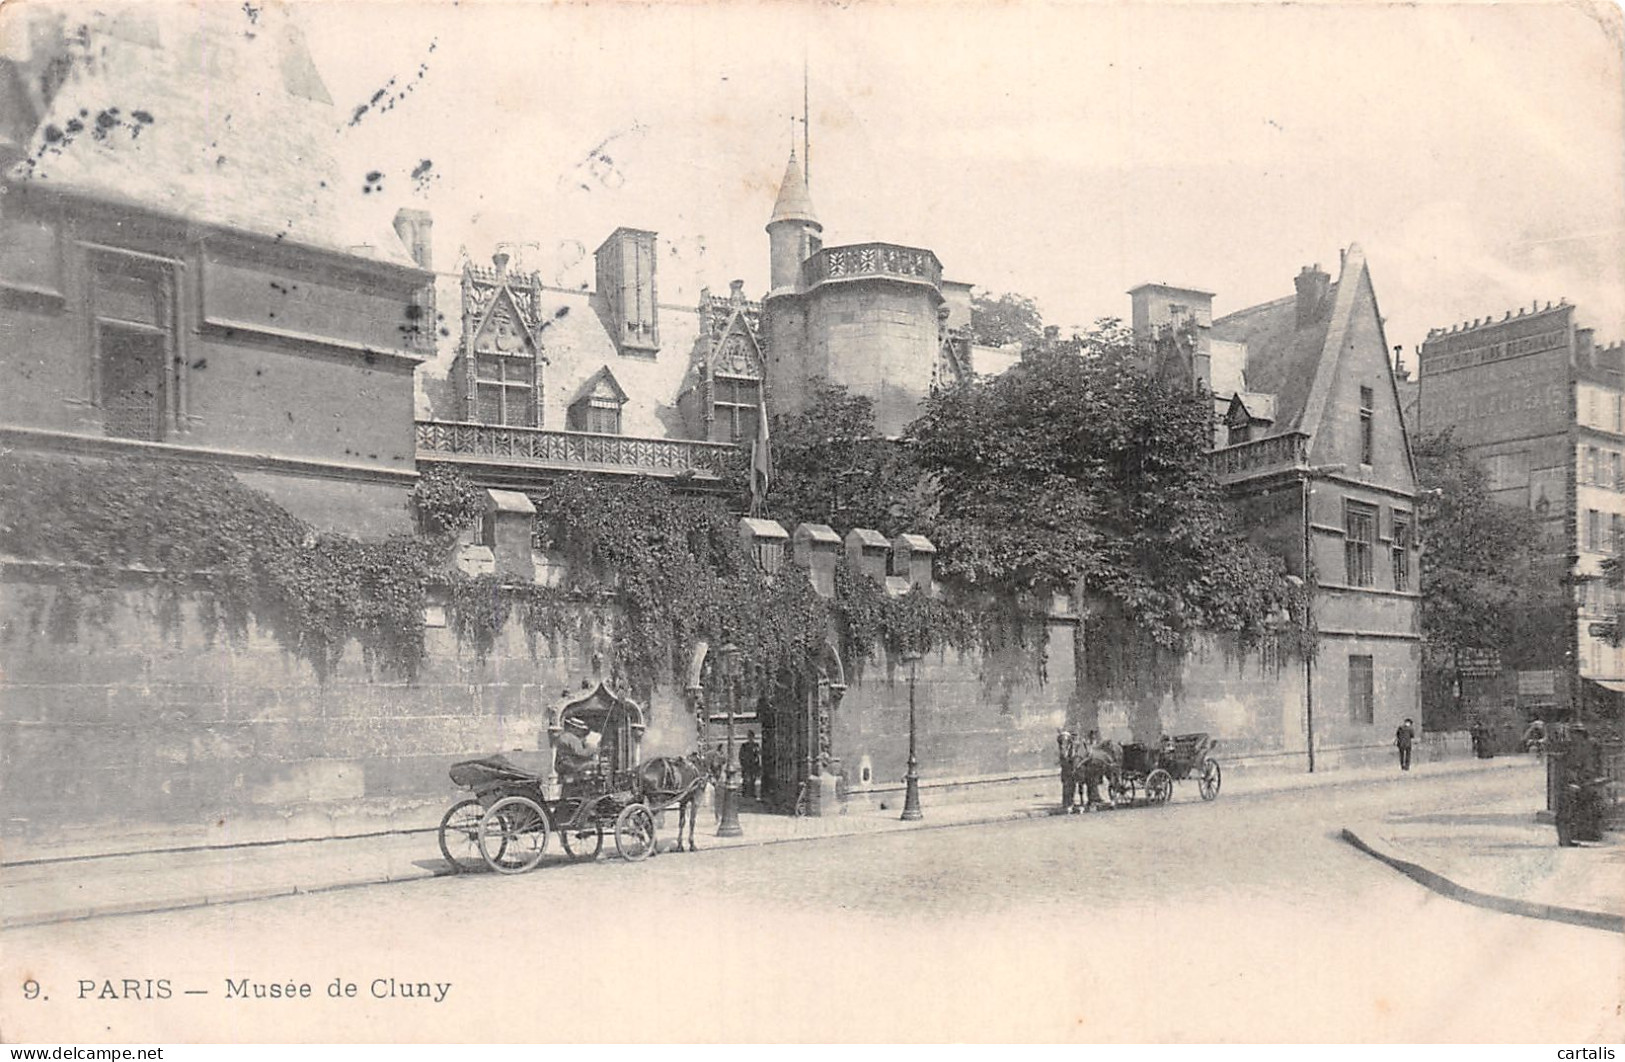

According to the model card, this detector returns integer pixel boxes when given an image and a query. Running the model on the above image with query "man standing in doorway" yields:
[740,730,761,801]
[1395,717,1415,771]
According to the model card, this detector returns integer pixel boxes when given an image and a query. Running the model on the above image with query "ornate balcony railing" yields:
[416,420,745,479]
[1208,431,1310,483]
[802,243,942,290]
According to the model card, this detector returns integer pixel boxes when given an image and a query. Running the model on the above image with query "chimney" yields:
[392,208,434,270]
[1294,264,1331,328]
[729,279,746,306]
[492,250,510,278]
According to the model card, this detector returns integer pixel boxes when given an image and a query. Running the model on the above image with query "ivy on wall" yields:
[0,453,1059,694]
[0,452,431,679]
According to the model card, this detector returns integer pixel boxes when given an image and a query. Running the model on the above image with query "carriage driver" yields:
[555,716,601,787]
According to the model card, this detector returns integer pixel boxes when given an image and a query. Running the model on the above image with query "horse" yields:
[1076,740,1121,808]
[636,753,711,853]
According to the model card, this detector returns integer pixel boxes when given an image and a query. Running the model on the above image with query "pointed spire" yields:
[769,149,818,227]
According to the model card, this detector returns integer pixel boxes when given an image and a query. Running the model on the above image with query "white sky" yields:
[300,0,1625,356]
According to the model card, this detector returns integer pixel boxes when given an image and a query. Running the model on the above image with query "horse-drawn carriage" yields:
[437,683,707,874]
[1095,732,1223,808]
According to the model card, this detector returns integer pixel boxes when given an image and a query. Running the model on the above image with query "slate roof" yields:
[531,289,706,438]
[418,269,708,438]
[768,151,818,227]
[1210,287,1337,437]
[6,3,415,268]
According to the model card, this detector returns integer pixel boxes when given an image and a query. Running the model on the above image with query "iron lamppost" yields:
[901,647,923,821]
[717,642,744,838]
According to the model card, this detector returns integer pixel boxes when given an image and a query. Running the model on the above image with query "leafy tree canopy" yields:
[969,289,1044,349]
[764,379,927,535]
[1414,429,1559,670]
[907,328,1304,654]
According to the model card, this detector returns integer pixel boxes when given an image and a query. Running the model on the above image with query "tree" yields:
[764,379,925,534]
[969,289,1044,349]
[1413,430,1559,725]
[907,328,1306,709]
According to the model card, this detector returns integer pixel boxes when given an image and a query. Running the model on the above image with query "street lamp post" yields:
[717,642,744,838]
[901,649,923,821]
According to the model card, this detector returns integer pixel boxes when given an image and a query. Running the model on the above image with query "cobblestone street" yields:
[4,766,1618,1042]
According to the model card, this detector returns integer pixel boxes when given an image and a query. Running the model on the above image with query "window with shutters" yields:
[91,250,181,441]
[1344,502,1377,587]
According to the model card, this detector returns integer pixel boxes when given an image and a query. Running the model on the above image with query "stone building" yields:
[0,4,433,537]
[1129,247,1422,768]
[1416,301,1625,718]
[758,150,1004,438]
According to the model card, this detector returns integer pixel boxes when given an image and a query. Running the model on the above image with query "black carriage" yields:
[437,682,703,874]
[1107,732,1222,807]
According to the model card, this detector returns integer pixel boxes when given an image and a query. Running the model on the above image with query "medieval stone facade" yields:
[1129,248,1422,769]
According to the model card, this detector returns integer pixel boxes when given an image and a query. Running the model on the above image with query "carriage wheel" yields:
[1145,769,1173,806]
[1110,777,1136,807]
[615,803,657,862]
[1198,758,1222,801]
[478,796,550,874]
[438,798,489,872]
[561,822,604,861]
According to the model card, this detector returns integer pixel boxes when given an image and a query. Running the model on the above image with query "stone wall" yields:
[0,576,694,858]
[833,624,1079,800]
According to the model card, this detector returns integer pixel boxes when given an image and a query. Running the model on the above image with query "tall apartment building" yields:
[1416,302,1625,715]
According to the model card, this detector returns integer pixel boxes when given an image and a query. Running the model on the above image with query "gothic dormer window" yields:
[568,367,629,435]
[458,254,546,427]
[709,330,763,444]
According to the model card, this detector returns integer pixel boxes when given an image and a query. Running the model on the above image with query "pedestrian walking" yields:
[740,730,761,801]
[1395,717,1415,771]
[1057,731,1079,814]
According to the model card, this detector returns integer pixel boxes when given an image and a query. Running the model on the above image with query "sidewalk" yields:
[1341,793,1624,934]
[0,754,1560,930]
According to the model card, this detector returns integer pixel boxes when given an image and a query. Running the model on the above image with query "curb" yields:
[1339,827,1624,935]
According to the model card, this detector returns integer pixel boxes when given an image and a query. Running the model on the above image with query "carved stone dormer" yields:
[458,252,546,426]
[793,523,841,597]
[698,296,767,445]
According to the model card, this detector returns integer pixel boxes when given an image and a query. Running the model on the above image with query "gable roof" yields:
[568,365,630,407]
[1210,245,1416,480]
[6,3,415,269]
[1210,290,1333,438]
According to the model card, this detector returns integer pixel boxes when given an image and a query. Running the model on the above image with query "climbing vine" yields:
[0,452,432,679]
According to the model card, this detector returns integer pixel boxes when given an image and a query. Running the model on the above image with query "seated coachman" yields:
[555,715,602,789]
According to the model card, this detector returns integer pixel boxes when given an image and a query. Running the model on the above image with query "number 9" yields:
[23,979,40,999]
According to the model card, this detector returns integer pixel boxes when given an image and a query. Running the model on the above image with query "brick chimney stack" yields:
[1294,264,1331,328]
